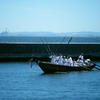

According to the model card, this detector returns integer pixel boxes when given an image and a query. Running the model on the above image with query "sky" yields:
[0,0,100,33]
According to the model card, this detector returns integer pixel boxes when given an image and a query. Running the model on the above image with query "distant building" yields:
[0,27,9,36]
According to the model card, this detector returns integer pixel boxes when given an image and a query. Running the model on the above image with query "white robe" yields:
[49,56,55,64]
[78,55,83,60]
[58,56,63,65]
[67,57,73,66]
[63,58,69,65]
[77,59,84,66]
[73,61,78,66]
[49,56,59,64]
[54,56,59,64]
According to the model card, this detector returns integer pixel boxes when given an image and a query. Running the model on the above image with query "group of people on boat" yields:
[49,53,91,66]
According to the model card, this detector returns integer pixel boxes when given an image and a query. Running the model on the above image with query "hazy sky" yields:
[0,0,100,33]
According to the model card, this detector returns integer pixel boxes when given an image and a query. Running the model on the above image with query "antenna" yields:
[6,27,7,32]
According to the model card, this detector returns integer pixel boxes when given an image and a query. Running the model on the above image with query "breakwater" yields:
[0,43,100,61]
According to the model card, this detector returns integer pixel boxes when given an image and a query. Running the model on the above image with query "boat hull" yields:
[38,62,95,73]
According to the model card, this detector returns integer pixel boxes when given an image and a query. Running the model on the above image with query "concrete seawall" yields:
[0,43,100,61]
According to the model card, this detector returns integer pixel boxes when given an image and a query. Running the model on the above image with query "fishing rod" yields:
[44,37,52,55]
[66,37,73,54]
[68,37,73,44]
[40,37,51,55]
[56,36,66,53]
[93,63,100,67]
[90,61,100,70]
[94,67,100,70]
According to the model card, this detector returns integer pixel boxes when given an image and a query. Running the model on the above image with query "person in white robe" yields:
[67,56,73,66]
[77,58,84,66]
[58,55,63,65]
[63,57,69,65]
[54,55,59,64]
[78,53,84,60]
[49,55,56,64]
[49,55,60,64]
[73,59,78,66]
[84,59,91,65]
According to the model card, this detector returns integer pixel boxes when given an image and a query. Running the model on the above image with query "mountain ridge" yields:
[0,31,100,37]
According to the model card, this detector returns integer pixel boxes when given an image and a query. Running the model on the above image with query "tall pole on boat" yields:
[66,37,73,54]
[56,36,66,53]
[68,37,73,44]
[44,37,52,55]
[40,37,51,55]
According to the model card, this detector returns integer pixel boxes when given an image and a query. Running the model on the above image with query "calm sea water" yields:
[0,61,100,100]
[0,36,100,43]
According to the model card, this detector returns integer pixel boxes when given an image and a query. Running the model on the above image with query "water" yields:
[0,61,100,100]
[0,36,100,43]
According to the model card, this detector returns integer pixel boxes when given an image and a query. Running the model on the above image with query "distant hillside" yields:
[0,31,100,37]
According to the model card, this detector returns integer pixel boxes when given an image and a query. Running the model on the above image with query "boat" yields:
[32,57,96,73]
